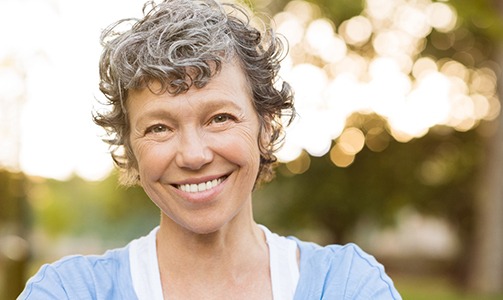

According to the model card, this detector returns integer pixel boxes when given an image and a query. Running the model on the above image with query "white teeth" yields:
[178,178,223,193]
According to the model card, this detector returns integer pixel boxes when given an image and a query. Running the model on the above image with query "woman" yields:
[19,0,401,299]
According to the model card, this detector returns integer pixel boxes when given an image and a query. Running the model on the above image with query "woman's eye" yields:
[211,114,233,124]
[146,124,168,134]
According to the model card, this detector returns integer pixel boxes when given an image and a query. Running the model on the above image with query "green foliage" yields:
[0,171,29,300]
[14,0,502,295]
[0,170,25,225]
[249,0,500,258]
[452,0,503,42]
[28,172,159,243]
[395,274,503,300]
[306,0,363,24]
[255,116,486,244]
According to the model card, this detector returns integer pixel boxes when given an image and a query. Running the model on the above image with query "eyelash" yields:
[144,113,236,135]
[145,124,169,135]
[210,113,237,125]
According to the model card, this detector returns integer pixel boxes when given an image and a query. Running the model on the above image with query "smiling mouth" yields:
[175,176,227,193]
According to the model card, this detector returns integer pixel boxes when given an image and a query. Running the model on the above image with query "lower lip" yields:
[173,177,227,204]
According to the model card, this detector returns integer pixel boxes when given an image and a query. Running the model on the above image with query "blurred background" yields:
[1,0,502,299]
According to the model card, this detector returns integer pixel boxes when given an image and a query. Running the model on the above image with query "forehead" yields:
[126,61,255,115]
[134,59,250,95]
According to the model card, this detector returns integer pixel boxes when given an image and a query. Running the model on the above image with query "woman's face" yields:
[128,62,262,234]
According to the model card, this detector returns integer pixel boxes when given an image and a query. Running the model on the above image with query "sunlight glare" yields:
[2,0,500,176]
[284,0,318,24]
[367,57,412,117]
[448,94,475,127]
[274,0,499,164]
[471,68,498,94]
[326,73,365,118]
[276,141,303,163]
[387,71,451,138]
[0,68,24,99]
[394,4,431,38]
[339,16,373,46]
[320,36,347,64]
[471,94,490,120]
[0,0,146,181]
[286,64,328,110]
[328,53,368,78]
[365,0,403,21]
[373,30,417,58]
[274,12,305,47]
[426,2,457,32]
[305,19,346,63]
[293,111,333,157]
[441,60,469,82]
[412,57,438,80]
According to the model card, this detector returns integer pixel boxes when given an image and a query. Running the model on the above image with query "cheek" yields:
[213,128,261,169]
[134,141,175,180]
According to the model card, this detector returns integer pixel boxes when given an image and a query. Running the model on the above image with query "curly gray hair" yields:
[94,0,294,186]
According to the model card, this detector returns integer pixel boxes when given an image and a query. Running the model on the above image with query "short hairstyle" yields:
[94,0,294,186]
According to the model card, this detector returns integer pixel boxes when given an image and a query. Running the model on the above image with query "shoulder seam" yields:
[347,243,400,300]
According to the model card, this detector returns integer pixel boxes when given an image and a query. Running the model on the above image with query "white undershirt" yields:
[259,225,300,300]
[129,225,299,300]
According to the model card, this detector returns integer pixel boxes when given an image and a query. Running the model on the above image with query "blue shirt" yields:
[19,237,401,299]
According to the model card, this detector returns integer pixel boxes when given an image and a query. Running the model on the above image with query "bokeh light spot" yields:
[338,127,365,155]
[365,127,390,152]
[285,151,311,174]
[330,144,355,167]
[426,2,457,32]
[339,16,373,46]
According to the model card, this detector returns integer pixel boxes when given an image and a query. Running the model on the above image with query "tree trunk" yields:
[468,2,503,291]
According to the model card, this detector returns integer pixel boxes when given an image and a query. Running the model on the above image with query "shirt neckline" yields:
[129,225,299,300]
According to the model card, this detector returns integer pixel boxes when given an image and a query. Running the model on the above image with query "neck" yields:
[156,204,267,275]
[154,202,272,299]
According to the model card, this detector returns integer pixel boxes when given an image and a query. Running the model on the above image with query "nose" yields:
[175,128,213,170]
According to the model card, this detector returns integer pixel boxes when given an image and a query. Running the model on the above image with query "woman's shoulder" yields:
[294,238,380,264]
[18,244,136,299]
[290,237,402,299]
[45,245,130,277]
[293,238,386,275]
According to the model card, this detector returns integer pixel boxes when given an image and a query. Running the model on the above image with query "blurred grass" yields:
[394,274,503,300]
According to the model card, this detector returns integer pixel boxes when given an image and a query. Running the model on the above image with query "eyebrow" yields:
[133,97,246,126]
[197,98,244,112]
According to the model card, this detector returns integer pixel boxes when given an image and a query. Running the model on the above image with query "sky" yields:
[0,0,499,181]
